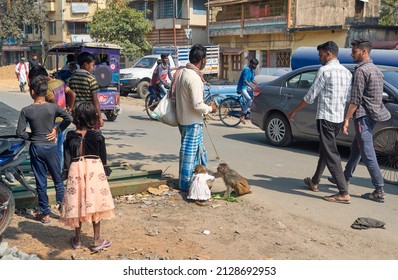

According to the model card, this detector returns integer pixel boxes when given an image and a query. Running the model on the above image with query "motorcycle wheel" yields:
[0,182,15,236]
[105,112,118,121]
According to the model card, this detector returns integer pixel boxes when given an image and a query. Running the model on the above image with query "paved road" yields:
[2,90,398,249]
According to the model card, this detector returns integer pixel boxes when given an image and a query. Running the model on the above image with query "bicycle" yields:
[218,88,254,127]
[203,85,224,121]
[145,84,223,121]
[144,85,165,120]
[373,127,398,185]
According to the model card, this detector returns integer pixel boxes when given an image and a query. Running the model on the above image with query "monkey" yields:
[214,163,252,198]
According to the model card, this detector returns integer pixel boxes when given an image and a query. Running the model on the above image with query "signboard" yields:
[71,34,93,43]
[71,3,89,14]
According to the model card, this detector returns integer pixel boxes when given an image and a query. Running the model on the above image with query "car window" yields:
[382,71,398,89]
[133,57,157,69]
[286,71,317,89]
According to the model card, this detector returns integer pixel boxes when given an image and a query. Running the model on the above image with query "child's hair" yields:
[77,51,96,68]
[29,65,48,81]
[72,102,98,129]
[30,75,48,97]
[194,164,207,174]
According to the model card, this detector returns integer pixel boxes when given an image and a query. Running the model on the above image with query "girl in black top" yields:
[60,102,115,252]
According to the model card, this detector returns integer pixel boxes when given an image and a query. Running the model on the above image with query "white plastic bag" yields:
[152,93,178,127]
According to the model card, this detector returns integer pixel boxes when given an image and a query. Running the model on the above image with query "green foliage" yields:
[380,0,398,26]
[0,0,46,40]
[89,2,153,60]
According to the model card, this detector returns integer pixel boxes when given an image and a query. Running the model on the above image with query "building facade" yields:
[208,0,397,82]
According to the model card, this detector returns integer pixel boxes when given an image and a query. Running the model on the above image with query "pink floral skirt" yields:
[60,156,115,228]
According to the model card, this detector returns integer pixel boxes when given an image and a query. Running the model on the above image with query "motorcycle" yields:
[0,135,36,236]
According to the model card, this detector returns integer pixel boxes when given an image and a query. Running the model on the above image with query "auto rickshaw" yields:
[44,42,122,121]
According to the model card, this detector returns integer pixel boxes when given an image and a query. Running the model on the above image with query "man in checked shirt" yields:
[288,41,352,204]
[332,39,391,203]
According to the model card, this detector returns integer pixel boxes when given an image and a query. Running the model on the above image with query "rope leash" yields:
[203,118,221,161]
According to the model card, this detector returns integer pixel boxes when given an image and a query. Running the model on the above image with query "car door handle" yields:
[283,94,294,99]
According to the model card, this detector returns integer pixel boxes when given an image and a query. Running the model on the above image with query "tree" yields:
[380,0,398,26]
[0,0,46,41]
[89,2,153,60]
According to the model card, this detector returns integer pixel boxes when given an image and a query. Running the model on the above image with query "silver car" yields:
[251,64,398,147]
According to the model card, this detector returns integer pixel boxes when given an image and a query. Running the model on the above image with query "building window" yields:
[25,25,33,34]
[67,22,89,35]
[49,21,56,35]
[260,50,267,67]
[129,1,154,20]
[232,55,242,71]
[157,0,174,19]
[261,49,291,67]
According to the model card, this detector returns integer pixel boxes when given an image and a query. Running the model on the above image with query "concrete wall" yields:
[294,0,380,27]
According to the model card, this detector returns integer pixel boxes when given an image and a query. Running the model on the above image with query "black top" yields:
[16,103,72,145]
[63,129,107,170]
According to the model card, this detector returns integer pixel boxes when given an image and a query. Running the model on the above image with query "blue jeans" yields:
[29,144,65,215]
[55,123,66,171]
[344,116,384,190]
[239,88,252,114]
[158,83,168,96]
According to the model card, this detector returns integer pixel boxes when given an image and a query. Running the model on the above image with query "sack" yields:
[152,93,178,127]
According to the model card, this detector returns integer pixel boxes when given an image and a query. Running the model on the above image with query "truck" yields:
[120,45,220,99]
[120,54,175,99]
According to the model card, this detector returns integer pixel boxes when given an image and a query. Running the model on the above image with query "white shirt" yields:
[175,68,212,125]
[304,60,352,123]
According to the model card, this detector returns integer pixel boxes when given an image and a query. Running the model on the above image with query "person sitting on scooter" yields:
[153,54,172,96]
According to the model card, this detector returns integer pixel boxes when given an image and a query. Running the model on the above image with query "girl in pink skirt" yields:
[60,102,115,252]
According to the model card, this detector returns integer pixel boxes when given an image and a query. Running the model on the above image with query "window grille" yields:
[157,0,174,19]
[129,1,154,20]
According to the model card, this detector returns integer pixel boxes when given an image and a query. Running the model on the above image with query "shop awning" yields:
[220,48,245,55]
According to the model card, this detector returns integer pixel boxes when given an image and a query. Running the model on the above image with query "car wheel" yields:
[137,81,150,99]
[373,127,398,185]
[264,113,292,146]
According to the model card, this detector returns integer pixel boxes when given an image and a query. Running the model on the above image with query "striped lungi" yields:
[178,124,208,191]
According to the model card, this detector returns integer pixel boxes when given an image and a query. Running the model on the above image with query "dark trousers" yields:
[311,119,349,195]
[29,144,65,215]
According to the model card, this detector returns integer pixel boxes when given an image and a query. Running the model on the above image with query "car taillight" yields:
[253,87,261,97]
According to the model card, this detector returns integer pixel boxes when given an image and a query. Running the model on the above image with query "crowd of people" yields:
[15,51,114,252]
[13,39,389,252]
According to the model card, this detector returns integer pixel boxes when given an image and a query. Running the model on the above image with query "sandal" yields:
[71,237,81,249]
[361,192,385,203]
[303,177,319,192]
[195,200,210,206]
[323,194,351,204]
[91,239,112,252]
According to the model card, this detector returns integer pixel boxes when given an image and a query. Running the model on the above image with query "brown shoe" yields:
[323,194,351,204]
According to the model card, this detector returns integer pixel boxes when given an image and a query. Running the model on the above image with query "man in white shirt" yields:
[15,57,29,92]
[174,44,217,192]
[288,41,352,204]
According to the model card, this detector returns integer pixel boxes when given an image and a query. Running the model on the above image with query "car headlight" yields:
[121,73,133,79]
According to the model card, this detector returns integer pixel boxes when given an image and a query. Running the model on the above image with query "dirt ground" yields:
[1,65,397,261]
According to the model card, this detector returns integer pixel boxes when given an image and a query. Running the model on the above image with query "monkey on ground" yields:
[187,164,215,206]
[213,163,252,198]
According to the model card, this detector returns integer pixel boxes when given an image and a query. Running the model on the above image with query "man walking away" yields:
[288,41,352,204]
[331,39,391,203]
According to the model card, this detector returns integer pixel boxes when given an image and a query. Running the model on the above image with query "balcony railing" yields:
[209,16,286,37]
